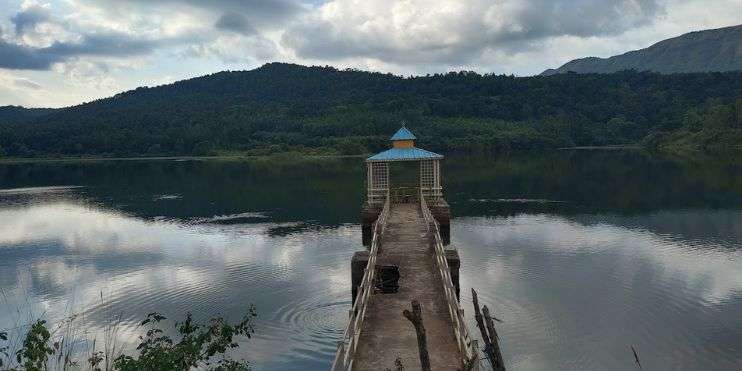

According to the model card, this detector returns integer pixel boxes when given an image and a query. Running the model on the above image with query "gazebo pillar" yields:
[366,161,389,205]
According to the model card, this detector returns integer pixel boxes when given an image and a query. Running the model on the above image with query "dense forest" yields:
[0,63,740,158]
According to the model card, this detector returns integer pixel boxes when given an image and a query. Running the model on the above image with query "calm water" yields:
[1,152,741,370]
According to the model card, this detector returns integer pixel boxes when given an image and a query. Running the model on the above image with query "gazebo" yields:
[361,126,451,244]
[365,126,444,204]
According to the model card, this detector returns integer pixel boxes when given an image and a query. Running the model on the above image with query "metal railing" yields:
[420,191,480,370]
[331,193,391,370]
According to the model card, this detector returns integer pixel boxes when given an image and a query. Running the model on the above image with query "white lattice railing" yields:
[420,192,480,370]
[331,194,390,370]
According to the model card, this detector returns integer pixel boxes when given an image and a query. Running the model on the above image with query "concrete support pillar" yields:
[351,251,369,305]
[361,202,382,246]
[445,249,461,299]
[429,200,451,246]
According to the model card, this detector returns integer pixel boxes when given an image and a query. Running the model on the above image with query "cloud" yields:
[183,33,278,63]
[12,76,42,89]
[282,0,665,65]
[1,74,41,90]
[159,0,305,25]
[0,0,298,71]
[10,2,51,36]
[77,0,307,29]
[0,32,184,70]
[0,41,54,70]
[215,12,256,35]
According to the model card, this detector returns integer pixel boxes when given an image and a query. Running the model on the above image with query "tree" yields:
[703,105,734,130]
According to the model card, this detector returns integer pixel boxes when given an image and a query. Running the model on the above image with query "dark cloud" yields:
[0,41,56,70]
[92,0,306,28]
[215,12,256,35]
[494,0,665,41]
[11,3,51,36]
[189,0,305,22]
[283,0,665,65]
[0,32,173,70]
[45,33,156,57]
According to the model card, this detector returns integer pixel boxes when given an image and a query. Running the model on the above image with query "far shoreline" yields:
[0,153,367,164]
[558,145,643,150]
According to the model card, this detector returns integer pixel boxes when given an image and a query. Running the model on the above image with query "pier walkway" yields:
[353,202,460,370]
[332,195,478,370]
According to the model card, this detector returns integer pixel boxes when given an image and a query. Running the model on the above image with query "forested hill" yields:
[542,25,742,75]
[1,63,741,158]
[0,106,56,123]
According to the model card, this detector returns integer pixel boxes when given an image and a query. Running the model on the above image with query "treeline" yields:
[645,99,742,151]
[0,63,740,158]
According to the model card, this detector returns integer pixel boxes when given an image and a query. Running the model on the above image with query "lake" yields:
[1,151,741,370]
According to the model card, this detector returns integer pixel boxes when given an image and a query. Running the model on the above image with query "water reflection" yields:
[0,198,357,370]
[455,214,742,370]
[0,152,741,370]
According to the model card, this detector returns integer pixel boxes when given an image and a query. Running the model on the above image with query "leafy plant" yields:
[114,306,257,371]
[15,320,54,371]
[0,306,256,371]
[0,330,8,368]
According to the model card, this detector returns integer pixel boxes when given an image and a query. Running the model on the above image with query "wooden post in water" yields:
[472,289,495,368]
[472,289,506,371]
[403,300,431,371]
[482,305,505,371]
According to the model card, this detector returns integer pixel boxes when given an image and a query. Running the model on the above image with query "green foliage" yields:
[15,320,54,371]
[0,308,257,371]
[0,64,740,157]
[114,308,256,371]
[655,99,742,151]
[0,331,7,368]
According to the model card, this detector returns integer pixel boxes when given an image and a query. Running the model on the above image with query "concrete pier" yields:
[352,203,462,370]
[352,248,460,304]
[334,127,477,370]
[362,200,450,246]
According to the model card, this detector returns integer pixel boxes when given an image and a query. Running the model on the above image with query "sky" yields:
[0,0,740,108]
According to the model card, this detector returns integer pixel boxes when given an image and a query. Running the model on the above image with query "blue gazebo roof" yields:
[390,126,416,141]
[367,147,443,162]
[367,125,443,162]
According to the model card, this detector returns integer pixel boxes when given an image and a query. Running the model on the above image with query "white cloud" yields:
[282,0,665,66]
[183,33,279,64]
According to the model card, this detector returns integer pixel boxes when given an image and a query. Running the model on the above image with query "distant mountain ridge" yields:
[542,25,742,75]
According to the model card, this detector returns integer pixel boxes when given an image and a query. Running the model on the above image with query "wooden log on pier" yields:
[403,300,431,371]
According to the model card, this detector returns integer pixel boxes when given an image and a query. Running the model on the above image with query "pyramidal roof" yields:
[390,126,416,141]
[367,147,443,162]
[367,126,443,162]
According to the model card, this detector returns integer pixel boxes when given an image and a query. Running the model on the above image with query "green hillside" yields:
[1,63,741,158]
